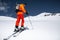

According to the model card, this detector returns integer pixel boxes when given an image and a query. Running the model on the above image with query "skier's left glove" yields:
[16,9,19,13]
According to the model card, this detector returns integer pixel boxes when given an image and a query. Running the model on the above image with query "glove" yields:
[16,9,23,13]
[26,11,29,15]
[16,9,19,13]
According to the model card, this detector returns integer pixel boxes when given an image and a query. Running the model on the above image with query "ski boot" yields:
[20,26,25,31]
[14,26,19,32]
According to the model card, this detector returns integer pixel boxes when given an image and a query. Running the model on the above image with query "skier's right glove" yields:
[26,11,29,15]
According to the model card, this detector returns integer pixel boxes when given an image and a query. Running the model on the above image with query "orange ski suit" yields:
[15,4,26,27]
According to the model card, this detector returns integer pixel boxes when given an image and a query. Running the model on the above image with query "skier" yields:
[14,3,28,32]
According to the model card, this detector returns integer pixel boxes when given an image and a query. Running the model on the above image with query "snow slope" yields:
[0,13,60,40]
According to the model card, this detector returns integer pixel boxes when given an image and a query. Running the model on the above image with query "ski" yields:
[3,27,29,40]
[3,31,19,40]
[13,29,24,37]
[13,27,29,37]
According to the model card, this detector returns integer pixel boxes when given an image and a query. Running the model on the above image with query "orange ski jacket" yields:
[17,4,26,15]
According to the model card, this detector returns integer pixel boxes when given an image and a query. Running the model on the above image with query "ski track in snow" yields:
[0,13,60,40]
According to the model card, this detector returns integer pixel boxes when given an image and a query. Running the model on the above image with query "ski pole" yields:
[28,15,34,29]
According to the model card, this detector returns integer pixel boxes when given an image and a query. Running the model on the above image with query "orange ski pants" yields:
[15,14,24,27]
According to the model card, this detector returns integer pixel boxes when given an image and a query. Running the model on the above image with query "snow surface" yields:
[0,13,60,40]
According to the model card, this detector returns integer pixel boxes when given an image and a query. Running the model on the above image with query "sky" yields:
[0,0,60,17]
